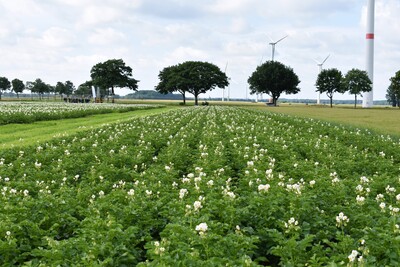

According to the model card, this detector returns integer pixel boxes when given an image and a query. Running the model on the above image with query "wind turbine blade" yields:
[275,35,288,44]
[267,34,274,43]
[259,56,264,66]
[313,58,321,64]
[322,54,330,64]
[224,62,228,73]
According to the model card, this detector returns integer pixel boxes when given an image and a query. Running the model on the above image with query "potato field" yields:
[1,106,399,266]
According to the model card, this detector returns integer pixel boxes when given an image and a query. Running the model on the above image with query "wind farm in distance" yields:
[1,0,399,108]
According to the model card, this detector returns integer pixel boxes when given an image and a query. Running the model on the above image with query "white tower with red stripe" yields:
[363,0,375,108]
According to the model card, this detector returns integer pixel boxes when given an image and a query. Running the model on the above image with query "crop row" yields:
[0,106,399,266]
[0,102,161,125]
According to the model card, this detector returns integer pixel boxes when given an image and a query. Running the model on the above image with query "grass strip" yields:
[247,104,400,137]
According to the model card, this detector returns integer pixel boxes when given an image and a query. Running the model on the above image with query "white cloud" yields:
[88,28,126,45]
[229,18,252,34]
[224,40,265,57]
[0,27,9,39]
[137,0,204,19]
[41,27,76,47]
[0,0,398,100]
[80,6,122,26]
[0,0,44,16]
[168,47,210,62]
[207,0,255,14]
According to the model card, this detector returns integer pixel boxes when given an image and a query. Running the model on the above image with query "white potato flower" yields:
[195,223,208,235]
[258,184,270,193]
[348,250,359,262]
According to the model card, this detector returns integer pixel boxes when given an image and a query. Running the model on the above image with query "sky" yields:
[0,0,399,101]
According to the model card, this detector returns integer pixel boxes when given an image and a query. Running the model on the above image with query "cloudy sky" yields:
[0,0,399,100]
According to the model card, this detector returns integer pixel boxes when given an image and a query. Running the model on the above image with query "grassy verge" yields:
[0,106,178,149]
[248,104,400,137]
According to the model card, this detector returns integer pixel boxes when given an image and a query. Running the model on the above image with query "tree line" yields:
[386,71,400,107]
[315,68,372,108]
[314,68,400,108]
[1,58,400,106]
[0,59,138,102]
[0,78,77,100]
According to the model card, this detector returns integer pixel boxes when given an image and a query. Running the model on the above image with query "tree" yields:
[0,77,11,100]
[64,81,75,96]
[11,79,25,98]
[156,61,229,105]
[55,81,76,99]
[75,81,93,96]
[155,65,188,104]
[386,84,399,107]
[248,61,300,106]
[55,82,66,98]
[315,68,345,108]
[389,70,400,108]
[29,78,49,99]
[25,81,33,100]
[90,59,138,102]
[47,84,55,99]
[181,61,229,105]
[343,69,372,108]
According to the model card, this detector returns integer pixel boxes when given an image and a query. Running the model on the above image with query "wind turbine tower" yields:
[315,55,330,105]
[222,62,228,101]
[363,0,375,108]
[269,35,288,61]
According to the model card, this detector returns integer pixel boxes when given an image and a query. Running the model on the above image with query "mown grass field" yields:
[259,104,400,136]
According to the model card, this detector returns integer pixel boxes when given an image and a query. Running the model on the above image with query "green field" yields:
[119,100,400,136]
[1,106,399,266]
[1,101,399,149]
[260,104,400,136]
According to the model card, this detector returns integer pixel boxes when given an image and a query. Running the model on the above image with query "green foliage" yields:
[156,65,188,104]
[1,107,400,265]
[11,79,25,98]
[55,81,76,96]
[248,60,300,106]
[343,69,372,108]
[0,76,11,100]
[75,81,95,97]
[90,59,138,96]
[54,82,66,96]
[0,102,161,125]
[388,70,400,108]
[315,68,345,107]
[386,84,399,107]
[156,61,229,105]
[27,78,50,99]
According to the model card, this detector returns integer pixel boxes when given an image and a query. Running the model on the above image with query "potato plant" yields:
[0,102,160,125]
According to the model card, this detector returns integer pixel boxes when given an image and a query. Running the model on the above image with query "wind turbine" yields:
[255,56,265,102]
[363,0,375,108]
[314,54,330,105]
[222,62,228,101]
[227,78,231,101]
[269,35,288,61]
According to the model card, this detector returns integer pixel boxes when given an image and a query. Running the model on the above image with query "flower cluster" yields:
[284,217,299,232]
[195,223,208,236]
[336,212,349,228]
[258,184,270,193]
